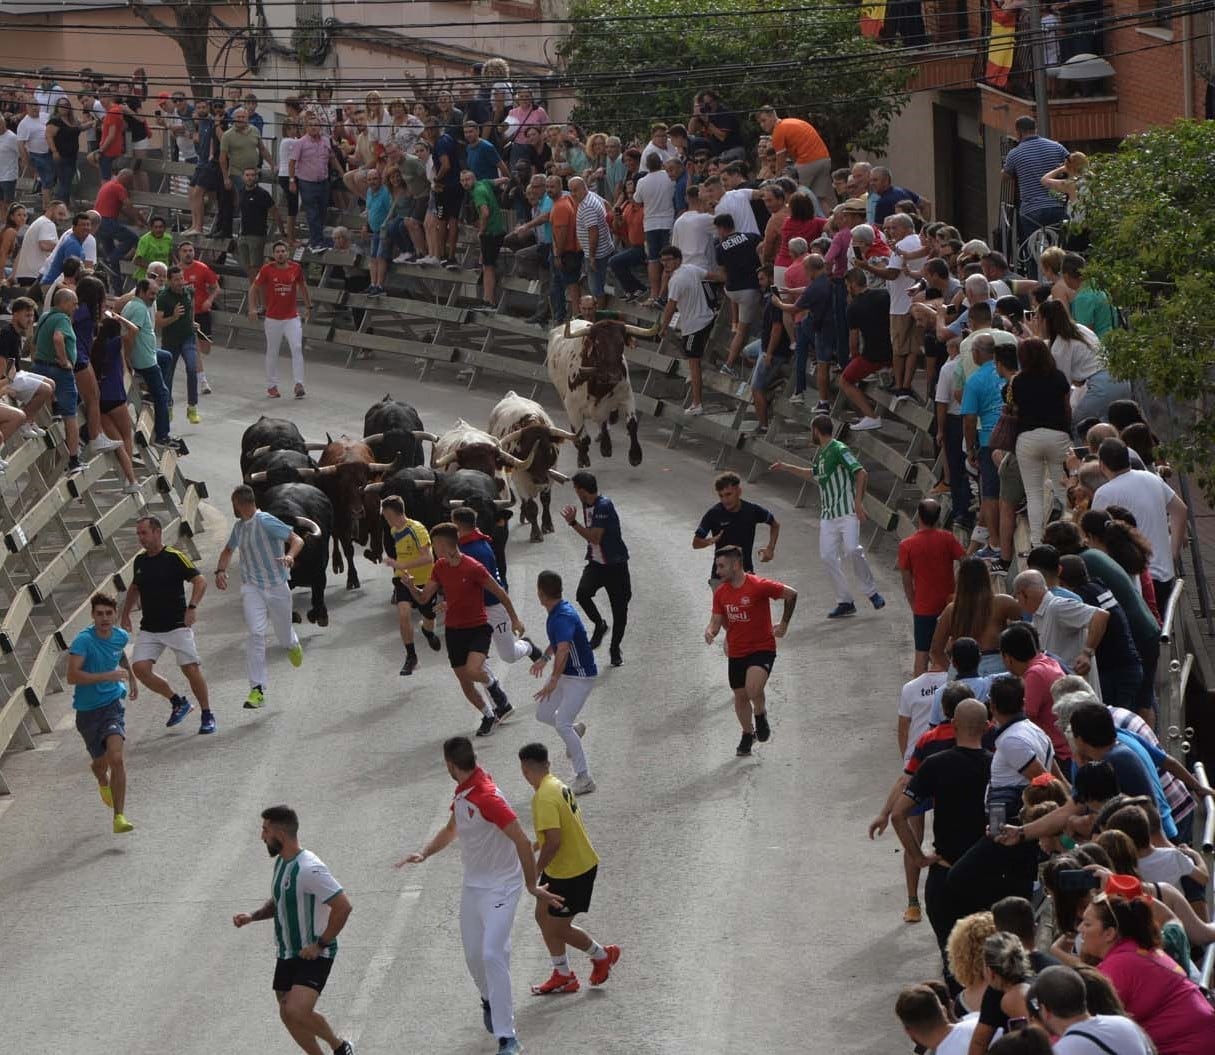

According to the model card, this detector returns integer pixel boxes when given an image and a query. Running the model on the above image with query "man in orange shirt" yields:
[549,182,581,325]
[755,106,831,203]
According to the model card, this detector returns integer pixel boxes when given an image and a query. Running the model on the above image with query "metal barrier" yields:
[1196,761,1215,989]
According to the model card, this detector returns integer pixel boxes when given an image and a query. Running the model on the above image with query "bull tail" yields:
[332,536,344,575]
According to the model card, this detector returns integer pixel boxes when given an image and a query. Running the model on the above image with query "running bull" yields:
[239,416,326,476]
[545,318,653,468]
[431,420,528,493]
[363,394,433,467]
[487,391,574,542]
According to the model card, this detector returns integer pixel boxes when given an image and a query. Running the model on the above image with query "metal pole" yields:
[1027,0,1051,138]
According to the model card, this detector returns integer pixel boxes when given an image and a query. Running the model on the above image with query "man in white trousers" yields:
[248,240,311,399]
[772,414,886,619]
[214,485,305,709]
[396,736,562,1055]
[529,570,597,794]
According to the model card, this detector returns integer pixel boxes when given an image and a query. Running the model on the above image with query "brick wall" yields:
[1107,0,1196,134]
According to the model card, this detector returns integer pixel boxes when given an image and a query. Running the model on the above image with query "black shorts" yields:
[446,624,492,668]
[433,185,463,221]
[407,195,428,223]
[479,232,505,268]
[100,397,128,414]
[392,579,436,620]
[272,956,334,994]
[190,161,221,192]
[682,326,712,360]
[277,175,299,216]
[727,650,776,689]
[195,311,212,338]
[541,865,597,918]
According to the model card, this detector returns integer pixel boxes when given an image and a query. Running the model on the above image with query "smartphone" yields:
[1007,1018,1028,1033]
[988,802,1006,835]
[1056,869,1102,892]
[1072,445,1089,459]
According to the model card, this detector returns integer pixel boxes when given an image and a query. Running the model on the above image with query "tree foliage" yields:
[555,0,912,162]
[1079,120,1215,503]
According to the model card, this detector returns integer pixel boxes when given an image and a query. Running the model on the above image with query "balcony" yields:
[864,0,982,91]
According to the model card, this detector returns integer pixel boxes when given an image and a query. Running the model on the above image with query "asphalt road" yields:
[0,343,937,1054]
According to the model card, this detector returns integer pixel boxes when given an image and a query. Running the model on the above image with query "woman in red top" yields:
[778,191,828,279]
[608,177,648,299]
[704,545,797,758]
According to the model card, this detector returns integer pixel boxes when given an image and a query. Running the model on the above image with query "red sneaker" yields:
[267,386,281,398]
[530,970,580,995]
[589,944,621,986]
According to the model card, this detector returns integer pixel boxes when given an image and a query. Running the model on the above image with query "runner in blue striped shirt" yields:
[214,485,305,709]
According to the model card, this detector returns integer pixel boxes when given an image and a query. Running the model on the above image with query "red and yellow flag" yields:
[860,0,887,38]
[985,2,1019,87]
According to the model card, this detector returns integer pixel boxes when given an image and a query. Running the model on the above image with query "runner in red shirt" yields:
[248,240,312,399]
[404,523,533,737]
[897,498,966,675]
[177,240,221,394]
[704,544,797,756]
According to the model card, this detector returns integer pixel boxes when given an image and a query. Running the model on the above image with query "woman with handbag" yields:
[1011,337,1072,546]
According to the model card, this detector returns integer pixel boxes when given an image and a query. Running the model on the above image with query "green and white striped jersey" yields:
[271,849,343,960]
[812,439,863,521]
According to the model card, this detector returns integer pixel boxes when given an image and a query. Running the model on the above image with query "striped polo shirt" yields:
[1001,134,1069,214]
[226,510,293,588]
[271,849,344,960]
[812,439,864,521]
[575,192,613,259]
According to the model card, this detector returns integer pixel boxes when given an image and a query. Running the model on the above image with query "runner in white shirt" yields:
[670,187,717,271]
[898,670,949,764]
[658,246,715,415]
[13,203,63,283]
[397,737,563,1055]
[715,187,761,236]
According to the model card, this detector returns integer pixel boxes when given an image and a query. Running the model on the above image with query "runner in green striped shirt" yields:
[233,805,355,1055]
[772,415,885,619]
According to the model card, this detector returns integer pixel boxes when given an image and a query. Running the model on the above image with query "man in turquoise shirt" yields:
[961,334,1010,564]
[30,286,84,472]
[120,277,178,448]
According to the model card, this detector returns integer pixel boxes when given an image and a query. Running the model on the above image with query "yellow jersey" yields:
[532,773,599,879]
[390,519,433,585]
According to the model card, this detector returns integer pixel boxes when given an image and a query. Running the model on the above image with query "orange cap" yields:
[1103,873,1144,899]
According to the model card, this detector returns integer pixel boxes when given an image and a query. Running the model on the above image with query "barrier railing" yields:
[1195,761,1215,989]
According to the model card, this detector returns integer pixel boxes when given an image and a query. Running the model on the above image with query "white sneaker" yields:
[851,415,883,431]
[0,457,8,473]
[686,404,704,417]
[394,253,415,263]
[18,423,46,439]
[416,255,440,266]
[122,482,142,495]
[199,374,212,395]
[89,434,125,453]
[788,393,805,405]
[570,773,596,795]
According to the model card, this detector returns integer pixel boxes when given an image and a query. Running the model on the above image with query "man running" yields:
[693,471,780,586]
[401,522,530,736]
[232,805,355,1055]
[529,570,597,794]
[396,736,562,1055]
[120,515,215,734]
[379,495,441,675]
[214,485,305,710]
[452,507,543,710]
[772,415,885,618]
[704,545,797,756]
[564,472,631,668]
[66,592,137,834]
[518,741,620,995]
[249,240,311,399]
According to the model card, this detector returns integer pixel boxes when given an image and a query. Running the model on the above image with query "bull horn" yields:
[414,480,436,490]
[304,442,329,451]
[412,430,438,442]
[548,427,578,442]
[447,499,462,507]
[548,469,570,484]
[250,445,272,458]
[248,471,268,483]
[435,453,457,468]
[367,461,396,473]
[326,432,334,444]
[497,427,527,448]
[515,445,539,472]
[496,449,524,468]
[493,498,515,508]
[296,467,319,478]
[295,516,322,538]
[318,464,340,476]
[362,482,385,494]
[360,432,385,446]
[624,322,660,338]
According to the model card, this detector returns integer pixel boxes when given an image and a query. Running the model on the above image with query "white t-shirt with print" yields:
[898,671,949,761]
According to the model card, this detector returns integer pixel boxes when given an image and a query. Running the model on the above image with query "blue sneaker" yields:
[497,1039,522,1054]
[481,998,493,1035]
[827,602,857,619]
[166,695,194,727]
[974,545,999,560]
[869,592,886,610]
[199,710,216,735]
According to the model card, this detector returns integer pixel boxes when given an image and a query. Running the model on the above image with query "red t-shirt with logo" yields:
[253,261,305,320]
[101,105,127,158]
[431,554,491,629]
[712,574,786,658]
[897,528,965,616]
[181,260,219,314]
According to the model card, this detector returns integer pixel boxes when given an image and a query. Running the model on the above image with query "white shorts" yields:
[9,371,50,406]
[725,287,762,325]
[131,627,202,667]
[131,138,153,152]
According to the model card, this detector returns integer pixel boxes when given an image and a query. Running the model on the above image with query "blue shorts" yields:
[0,179,15,201]
[76,700,125,759]
[644,228,671,263]
[29,360,78,416]
[750,353,789,393]
[31,151,56,186]
[913,613,938,653]
[369,233,383,260]
[910,797,933,817]
[977,446,999,499]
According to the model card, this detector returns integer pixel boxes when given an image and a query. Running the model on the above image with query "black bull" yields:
[259,483,334,627]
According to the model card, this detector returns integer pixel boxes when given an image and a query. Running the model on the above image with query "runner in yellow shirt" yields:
[380,496,441,675]
[518,741,620,995]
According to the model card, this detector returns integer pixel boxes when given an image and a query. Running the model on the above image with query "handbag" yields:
[988,400,1018,452]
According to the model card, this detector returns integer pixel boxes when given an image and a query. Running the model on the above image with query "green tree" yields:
[1079,120,1215,502]
[555,0,911,162]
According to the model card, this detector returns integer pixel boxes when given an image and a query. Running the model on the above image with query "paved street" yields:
[0,343,935,1054]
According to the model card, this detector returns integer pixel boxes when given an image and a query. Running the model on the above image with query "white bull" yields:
[545,318,652,468]
[432,419,522,496]
[487,392,576,542]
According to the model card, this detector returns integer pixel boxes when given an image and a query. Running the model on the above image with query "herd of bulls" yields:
[236,317,650,631]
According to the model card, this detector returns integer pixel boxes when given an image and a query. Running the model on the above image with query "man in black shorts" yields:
[423,117,463,267]
[380,496,441,675]
[233,805,355,1055]
[692,471,780,586]
[657,244,716,415]
[704,546,797,756]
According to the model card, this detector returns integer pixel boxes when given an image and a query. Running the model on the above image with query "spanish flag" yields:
[861,0,886,38]
[985,2,1019,88]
